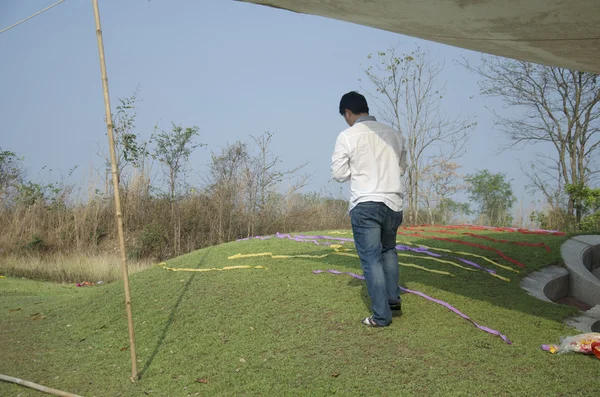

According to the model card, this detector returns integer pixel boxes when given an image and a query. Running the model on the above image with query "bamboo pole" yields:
[91,0,138,382]
[0,374,83,397]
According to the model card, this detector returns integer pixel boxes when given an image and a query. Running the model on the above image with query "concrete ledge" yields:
[561,236,600,307]
[521,235,600,333]
[573,235,600,270]
[520,266,569,303]
[565,305,600,334]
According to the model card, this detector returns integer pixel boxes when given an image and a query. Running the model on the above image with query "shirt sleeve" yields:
[399,136,408,176]
[331,133,351,182]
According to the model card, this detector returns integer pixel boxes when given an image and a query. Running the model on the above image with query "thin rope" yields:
[0,0,66,35]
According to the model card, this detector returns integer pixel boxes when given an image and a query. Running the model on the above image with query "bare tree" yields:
[362,46,474,224]
[205,141,249,243]
[462,57,600,225]
[242,132,309,236]
[204,132,310,240]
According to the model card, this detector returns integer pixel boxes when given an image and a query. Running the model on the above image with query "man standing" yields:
[331,91,407,327]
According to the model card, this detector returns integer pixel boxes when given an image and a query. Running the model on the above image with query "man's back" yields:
[332,91,406,328]
[331,119,407,212]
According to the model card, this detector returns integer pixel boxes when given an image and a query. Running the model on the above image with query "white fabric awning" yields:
[240,0,600,73]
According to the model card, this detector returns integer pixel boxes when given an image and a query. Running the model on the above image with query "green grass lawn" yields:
[1,227,599,396]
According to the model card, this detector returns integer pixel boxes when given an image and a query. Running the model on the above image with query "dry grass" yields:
[0,253,155,284]
[0,191,350,260]
[0,183,351,284]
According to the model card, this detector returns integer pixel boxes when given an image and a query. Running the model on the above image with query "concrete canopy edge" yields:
[240,0,600,74]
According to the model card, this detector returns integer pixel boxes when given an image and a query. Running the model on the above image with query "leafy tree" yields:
[566,183,600,231]
[437,197,472,225]
[152,123,202,255]
[0,149,25,204]
[152,123,202,200]
[420,160,466,224]
[96,88,150,191]
[465,169,516,226]
[113,90,150,173]
[15,181,46,207]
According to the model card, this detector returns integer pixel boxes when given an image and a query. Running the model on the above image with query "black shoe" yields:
[389,302,402,312]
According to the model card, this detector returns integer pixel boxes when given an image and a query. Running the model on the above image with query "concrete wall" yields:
[542,274,569,302]
[561,236,600,307]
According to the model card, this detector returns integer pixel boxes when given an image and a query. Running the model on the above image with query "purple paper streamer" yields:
[295,234,355,243]
[456,258,497,274]
[396,244,442,257]
[396,244,497,275]
[313,269,512,344]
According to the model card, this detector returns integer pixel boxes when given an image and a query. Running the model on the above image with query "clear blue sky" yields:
[0,0,541,211]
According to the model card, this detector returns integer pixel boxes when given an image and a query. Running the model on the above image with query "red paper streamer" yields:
[462,233,551,252]
[397,231,526,268]
[402,228,551,252]
[405,224,565,236]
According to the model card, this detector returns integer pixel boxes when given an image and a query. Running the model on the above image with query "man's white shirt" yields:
[331,117,407,212]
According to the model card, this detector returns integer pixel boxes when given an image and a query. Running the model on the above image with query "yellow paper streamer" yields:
[397,253,476,272]
[397,248,511,282]
[397,240,519,274]
[159,262,267,273]
[396,262,454,276]
[333,245,476,276]
[228,252,330,260]
[453,251,518,274]
[330,244,354,252]
[324,251,455,276]
[229,250,454,277]
[331,251,358,258]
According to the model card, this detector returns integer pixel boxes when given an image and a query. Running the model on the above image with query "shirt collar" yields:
[355,115,377,124]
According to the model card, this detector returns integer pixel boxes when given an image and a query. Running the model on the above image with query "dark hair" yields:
[339,91,369,116]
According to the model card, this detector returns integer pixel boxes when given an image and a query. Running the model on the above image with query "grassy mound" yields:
[1,228,599,396]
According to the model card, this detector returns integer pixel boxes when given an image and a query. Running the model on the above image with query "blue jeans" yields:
[350,202,403,326]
